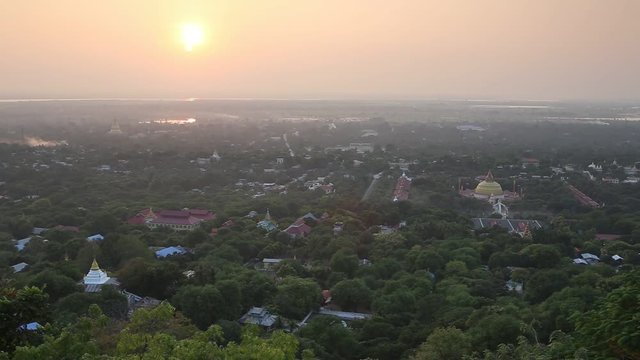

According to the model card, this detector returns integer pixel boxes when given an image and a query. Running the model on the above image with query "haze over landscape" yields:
[3,2,640,360]
[2,0,639,101]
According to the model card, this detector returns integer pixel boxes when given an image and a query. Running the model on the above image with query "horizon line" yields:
[1,96,638,104]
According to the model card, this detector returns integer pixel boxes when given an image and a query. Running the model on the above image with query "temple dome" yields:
[475,171,503,196]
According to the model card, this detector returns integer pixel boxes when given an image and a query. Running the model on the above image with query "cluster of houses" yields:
[304,176,335,194]
[570,160,640,184]
[325,142,374,154]
[573,252,624,266]
[256,210,328,239]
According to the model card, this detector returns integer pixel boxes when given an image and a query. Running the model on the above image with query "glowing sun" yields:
[181,23,204,52]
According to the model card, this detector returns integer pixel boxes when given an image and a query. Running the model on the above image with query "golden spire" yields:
[91,258,100,270]
[522,224,532,239]
[485,170,495,182]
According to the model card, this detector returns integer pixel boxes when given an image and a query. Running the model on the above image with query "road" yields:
[283,133,295,157]
[361,172,384,202]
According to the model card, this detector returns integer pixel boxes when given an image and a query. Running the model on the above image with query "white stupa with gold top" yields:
[84,259,110,285]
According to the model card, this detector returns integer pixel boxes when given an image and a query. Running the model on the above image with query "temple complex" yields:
[459,170,520,202]
[127,208,215,231]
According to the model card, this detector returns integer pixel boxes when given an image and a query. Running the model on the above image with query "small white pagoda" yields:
[82,259,119,292]
[84,259,110,285]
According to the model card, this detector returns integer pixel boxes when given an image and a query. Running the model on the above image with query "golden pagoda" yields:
[474,170,504,197]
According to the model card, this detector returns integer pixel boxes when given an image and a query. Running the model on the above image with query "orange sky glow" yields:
[1,0,639,100]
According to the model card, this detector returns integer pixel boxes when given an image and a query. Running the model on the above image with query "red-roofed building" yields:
[595,234,622,241]
[392,172,412,202]
[521,158,540,168]
[127,208,157,225]
[54,225,80,232]
[284,219,312,238]
[211,219,234,237]
[322,290,332,304]
[128,208,215,231]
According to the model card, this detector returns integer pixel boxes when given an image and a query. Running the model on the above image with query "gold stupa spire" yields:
[91,258,100,270]
[485,170,494,182]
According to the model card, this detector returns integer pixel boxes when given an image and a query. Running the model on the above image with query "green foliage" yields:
[28,271,79,302]
[274,277,322,320]
[574,271,640,359]
[412,326,471,360]
[331,278,372,311]
[118,258,181,299]
[0,286,49,353]
[330,251,359,278]
[171,285,224,329]
[298,317,360,360]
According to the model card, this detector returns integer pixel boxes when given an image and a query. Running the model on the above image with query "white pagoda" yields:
[84,259,110,285]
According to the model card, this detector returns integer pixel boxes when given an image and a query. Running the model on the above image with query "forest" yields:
[2,105,640,359]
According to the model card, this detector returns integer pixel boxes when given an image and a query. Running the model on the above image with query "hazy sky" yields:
[1,0,639,101]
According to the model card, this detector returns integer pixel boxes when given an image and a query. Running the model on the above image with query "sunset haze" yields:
[1,0,639,100]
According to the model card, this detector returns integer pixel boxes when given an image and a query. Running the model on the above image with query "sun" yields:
[181,23,204,52]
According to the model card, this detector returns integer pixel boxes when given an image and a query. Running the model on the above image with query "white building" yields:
[83,259,119,292]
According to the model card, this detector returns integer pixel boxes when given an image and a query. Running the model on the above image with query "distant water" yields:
[0,97,331,103]
[470,105,552,109]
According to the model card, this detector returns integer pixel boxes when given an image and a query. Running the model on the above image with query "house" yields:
[19,322,42,331]
[239,307,278,329]
[283,219,312,238]
[505,280,523,294]
[54,225,80,232]
[262,258,283,270]
[11,262,29,273]
[581,253,600,264]
[122,290,161,316]
[155,246,189,258]
[317,308,371,322]
[359,258,372,267]
[333,222,344,235]
[521,158,540,168]
[612,254,624,261]
[86,234,104,241]
[318,183,335,194]
[348,143,374,153]
[595,234,622,241]
[602,177,619,184]
[14,237,32,251]
[211,219,234,237]
[300,213,320,222]
[31,227,48,235]
[322,290,332,305]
